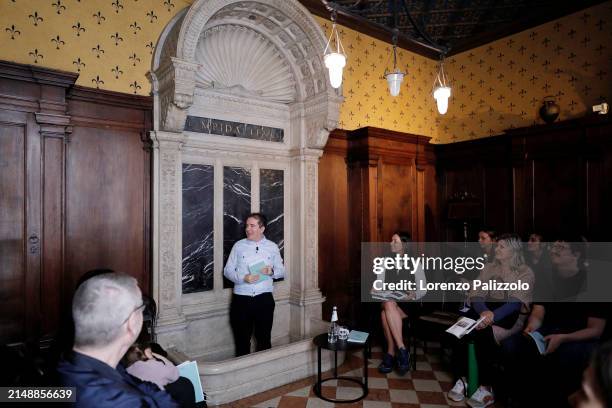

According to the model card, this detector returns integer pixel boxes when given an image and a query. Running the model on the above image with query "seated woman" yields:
[448,233,534,408]
[501,238,607,408]
[377,231,427,375]
[122,343,179,391]
[122,343,197,407]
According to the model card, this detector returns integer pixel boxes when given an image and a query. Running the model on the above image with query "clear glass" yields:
[328,321,338,343]
[337,326,349,341]
[324,53,346,88]
[386,72,404,97]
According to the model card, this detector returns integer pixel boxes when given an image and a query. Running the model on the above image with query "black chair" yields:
[140,294,157,343]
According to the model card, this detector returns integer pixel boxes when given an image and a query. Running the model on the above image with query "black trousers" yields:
[165,376,196,407]
[230,292,275,357]
[501,328,597,407]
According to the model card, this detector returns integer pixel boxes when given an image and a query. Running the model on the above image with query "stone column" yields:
[289,148,326,338]
[151,130,188,350]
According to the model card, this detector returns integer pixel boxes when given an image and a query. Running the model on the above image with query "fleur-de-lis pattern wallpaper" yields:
[1,0,190,95]
[1,0,610,143]
[440,1,612,143]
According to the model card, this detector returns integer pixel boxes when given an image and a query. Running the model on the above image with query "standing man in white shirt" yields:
[224,213,285,356]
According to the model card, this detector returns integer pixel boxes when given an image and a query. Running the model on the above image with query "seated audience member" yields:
[448,233,534,408]
[377,231,427,375]
[501,238,607,407]
[525,233,547,266]
[123,344,196,407]
[49,269,116,368]
[123,343,179,390]
[478,228,498,264]
[570,341,612,408]
[57,272,178,407]
[525,232,553,301]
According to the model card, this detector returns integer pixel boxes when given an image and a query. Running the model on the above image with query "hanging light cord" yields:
[323,8,345,56]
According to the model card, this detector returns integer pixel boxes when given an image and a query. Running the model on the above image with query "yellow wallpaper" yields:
[1,0,193,94]
[1,1,610,143]
[440,1,612,143]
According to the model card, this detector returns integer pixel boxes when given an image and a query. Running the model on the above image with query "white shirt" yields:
[223,237,285,296]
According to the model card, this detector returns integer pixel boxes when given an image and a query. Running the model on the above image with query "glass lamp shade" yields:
[433,86,451,114]
[324,52,346,88]
[385,71,404,97]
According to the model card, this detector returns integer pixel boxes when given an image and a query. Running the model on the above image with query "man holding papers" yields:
[224,213,285,357]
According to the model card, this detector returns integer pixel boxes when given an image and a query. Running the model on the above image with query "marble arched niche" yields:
[147,0,342,367]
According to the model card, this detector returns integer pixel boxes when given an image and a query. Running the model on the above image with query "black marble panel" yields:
[182,164,214,294]
[223,166,252,288]
[260,169,284,258]
[185,116,284,142]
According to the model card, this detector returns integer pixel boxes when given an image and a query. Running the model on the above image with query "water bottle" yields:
[328,306,338,343]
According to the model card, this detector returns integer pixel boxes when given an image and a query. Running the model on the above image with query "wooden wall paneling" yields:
[584,120,612,240]
[37,94,73,338]
[436,135,514,241]
[24,109,43,343]
[41,134,65,335]
[532,156,583,238]
[482,164,513,235]
[511,123,585,238]
[318,130,349,320]
[415,143,436,242]
[423,163,440,242]
[511,136,531,238]
[345,160,361,324]
[0,118,28,344]
[415,167,426,242]
[380,161,412,241]
[438,163,485,241]
[65,87,152,302]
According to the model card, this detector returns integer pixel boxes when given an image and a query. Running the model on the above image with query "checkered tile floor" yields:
[217,343,504,408]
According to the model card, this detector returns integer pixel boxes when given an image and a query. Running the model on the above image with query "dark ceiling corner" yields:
[299,0,609,59]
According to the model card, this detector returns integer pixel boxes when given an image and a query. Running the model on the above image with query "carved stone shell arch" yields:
[195,24,297,103]
[150,0,341,148]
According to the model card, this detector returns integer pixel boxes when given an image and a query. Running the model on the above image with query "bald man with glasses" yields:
[57,272,178,407]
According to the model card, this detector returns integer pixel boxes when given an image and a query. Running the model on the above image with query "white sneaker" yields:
[466,386,495,408]
[447,377,467,402]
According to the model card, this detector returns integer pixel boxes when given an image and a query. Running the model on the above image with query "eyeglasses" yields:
[119,301,145,327]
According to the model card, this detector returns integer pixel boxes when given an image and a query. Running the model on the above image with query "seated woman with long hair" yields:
[448,233,534,408]
[377,231,427,376]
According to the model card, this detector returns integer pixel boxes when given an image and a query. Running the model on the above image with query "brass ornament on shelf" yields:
[539,96,560,124]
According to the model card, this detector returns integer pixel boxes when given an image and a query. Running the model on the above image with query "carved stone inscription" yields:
[184,115,284,142]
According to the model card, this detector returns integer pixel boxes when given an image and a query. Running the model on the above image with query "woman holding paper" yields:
[447,233,534,407]
[377,231,427,376]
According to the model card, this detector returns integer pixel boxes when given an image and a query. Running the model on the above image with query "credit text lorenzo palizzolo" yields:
[371,254,531,292]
